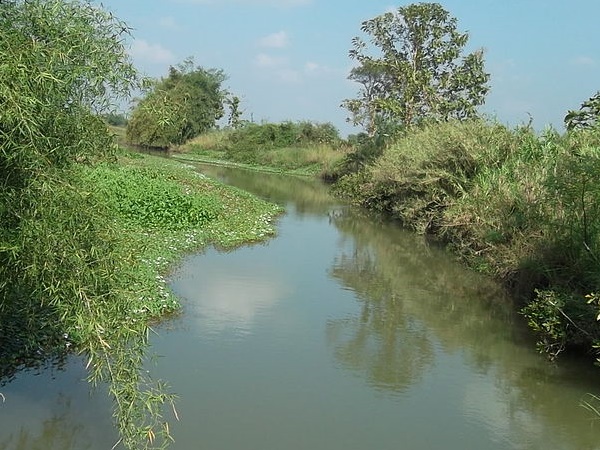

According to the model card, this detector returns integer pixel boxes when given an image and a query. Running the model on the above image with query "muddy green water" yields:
[1,164,600,449]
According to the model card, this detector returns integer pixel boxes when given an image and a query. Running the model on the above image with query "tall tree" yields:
[342,2,490,135]
[126,58,227,147]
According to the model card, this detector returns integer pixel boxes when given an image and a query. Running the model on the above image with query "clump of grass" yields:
[336,120,520,233]
[184,129,232,160]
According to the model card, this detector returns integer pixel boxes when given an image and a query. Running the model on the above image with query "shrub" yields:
[185,121,345,173]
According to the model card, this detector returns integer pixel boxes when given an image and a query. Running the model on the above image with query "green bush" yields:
[226,121,337,153]
[185,121,344,173]
[126,60,227,148]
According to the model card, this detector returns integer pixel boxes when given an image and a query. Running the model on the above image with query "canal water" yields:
[1,163,600,449]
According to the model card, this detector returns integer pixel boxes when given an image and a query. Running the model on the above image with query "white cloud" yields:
[254,53,287,68]
[304,61,342,79]
[253,53,302,84]
[158,16,179,31]
[258,31,289,49]
[276,68,302,84]
[304,61,320,73]
[129,39,175,65]
[173,265,288,336]
[570,56,597,67]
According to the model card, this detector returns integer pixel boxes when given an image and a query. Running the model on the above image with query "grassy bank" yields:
[331,119,600,362]
[177,121,349,177]
[1,150,282,449]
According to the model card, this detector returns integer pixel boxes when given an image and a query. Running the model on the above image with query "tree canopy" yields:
[126,58,227,148]
[0,0,138,182]
[342,2,490,135]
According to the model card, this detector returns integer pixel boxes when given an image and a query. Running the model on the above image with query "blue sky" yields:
[99,0,600,136]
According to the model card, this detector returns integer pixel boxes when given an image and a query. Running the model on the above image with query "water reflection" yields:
[172,257,287,337]
[328,208,516,370]
[190,163,339,216]
[189,164,600,449]
[0,358,116,450]
[327,208,600,449]
[0,396,86,450]
[326,244,436,393]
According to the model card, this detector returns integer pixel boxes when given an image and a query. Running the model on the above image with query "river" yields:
[1,163,600,449]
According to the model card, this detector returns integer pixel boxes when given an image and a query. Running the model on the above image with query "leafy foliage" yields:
[522,289,600,360]
[103,112,128,127]
[342,2,490,134]
[3,167,182,449]
[0,1,185,448]
[184,121,345,174]
[126,58,227,148]
[226,121,340,151]
[565,92,600,131]
[0,0,139,333]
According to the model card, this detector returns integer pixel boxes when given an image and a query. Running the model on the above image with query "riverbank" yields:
[332,120,600,363]
[1,149,282,449]
[87,150,283,447]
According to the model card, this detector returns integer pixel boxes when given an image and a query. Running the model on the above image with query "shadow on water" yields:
[0,299,70,386]
[0,356,117,450]
[0,397,85,450]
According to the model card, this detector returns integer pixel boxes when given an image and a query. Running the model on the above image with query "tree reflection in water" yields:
[327,246,435,393]
[326,209,600,448]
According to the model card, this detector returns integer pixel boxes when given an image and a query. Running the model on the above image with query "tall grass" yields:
[334,120,521,232]
[333,120,600,360]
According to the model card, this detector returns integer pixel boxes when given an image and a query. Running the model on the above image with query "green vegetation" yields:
[82,164,221,230]
[103,112,129,127]
[126,58,228,148]
[565,91,600,131]
[331,119,600,361]
[3,0,600,445]
[342,2,489,135]
[331,2,600,364]
[0,1,281,448]
[2,148,282,449]
[179,121,348,177]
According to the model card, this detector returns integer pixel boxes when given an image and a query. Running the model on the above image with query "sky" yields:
[98,0,600,136]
